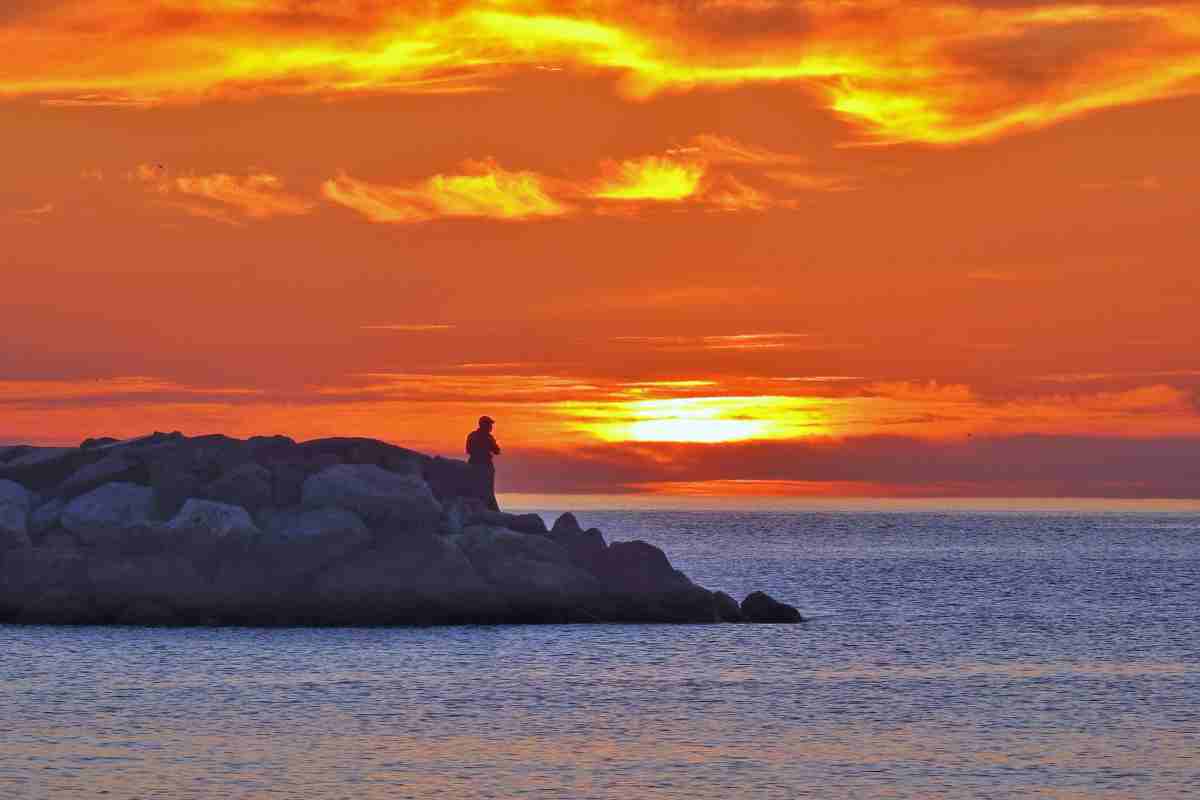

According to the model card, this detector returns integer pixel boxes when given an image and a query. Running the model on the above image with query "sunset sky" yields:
[3,0,1199,498]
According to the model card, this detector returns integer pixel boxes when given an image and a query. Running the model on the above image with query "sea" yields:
[3,500,1199,799]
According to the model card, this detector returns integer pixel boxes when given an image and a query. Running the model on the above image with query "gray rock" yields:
[299,437,424,474]
[80,437,121,450]
[88,553,214,619]
[0,503,31,551]
[470,510,548,535]
[203,463,273,512]
[0,447,105,492]
[451,525,606,620]
[302,464,441,526]
[740,591,803,624]
[0,547,94,622]
[38,528,79,550]
[311,532,505,625]
[257,507,371,581]
[147,457,206,519]
[266,462,306,507]
[593,540,691,593]
[61,483,158,546]
[56,453,143,499]
[0,445,33,463]
[561,527,607,572]
[166,499,260,543]
[714,591,743,623]
[29,498,66,537]
[591,541,718,623]
[0,479,33,510]
[551,512,583,536]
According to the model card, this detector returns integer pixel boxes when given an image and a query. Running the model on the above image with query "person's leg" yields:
[486,464,500,512]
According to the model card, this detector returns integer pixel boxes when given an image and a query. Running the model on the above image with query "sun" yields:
[561,396,829,444]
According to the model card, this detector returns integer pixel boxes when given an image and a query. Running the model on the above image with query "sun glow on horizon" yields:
[563,395,830,443]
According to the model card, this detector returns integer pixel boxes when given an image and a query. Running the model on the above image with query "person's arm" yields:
[490,435,501,455]
[465,434,473,457]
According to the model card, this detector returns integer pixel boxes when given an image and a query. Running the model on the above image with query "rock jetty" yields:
[0,433,803,627]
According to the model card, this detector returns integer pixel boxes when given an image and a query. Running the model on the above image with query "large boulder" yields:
[256,507,371,582]
[138,434,252,517]
[565,528,608,572]
[422,456,480,503]
[299,438,425,474]
[0,447,104,492]
[0,547,97,623]
[470,510,548,536]
[714,591,743,623]
[439,496,488,535]
[29,498,66,538]
[302,464,441,527]
[203,463,274,512]
[590,541,718,623]
[551,512,583,536]
[0,479,33,511]
[166,499,260,558]
[55,453,144,499]
[87,551,215,620]
[593,540,691,594]
[60,482,158,547]
[548,515,607,569]
[451,525,608,621]
[0,445,34,463]
[0,503,31,551]
[311,532,505,625]
[740,591,804,623]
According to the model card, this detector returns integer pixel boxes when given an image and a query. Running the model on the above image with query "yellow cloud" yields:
[591,156,705,201]
[131,164,313,222]
[322,160,571,223]
[4,2,1199,143]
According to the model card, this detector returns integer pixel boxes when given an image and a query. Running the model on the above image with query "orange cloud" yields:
[131,164,313,223]
[322,160,571,223]
[3,2,1199,143]
[323,134,837,223]
[3,202,55,224]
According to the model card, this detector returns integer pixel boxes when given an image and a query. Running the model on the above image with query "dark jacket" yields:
[466,430,501,466]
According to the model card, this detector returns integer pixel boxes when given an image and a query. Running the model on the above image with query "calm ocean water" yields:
[3,506,1199,799]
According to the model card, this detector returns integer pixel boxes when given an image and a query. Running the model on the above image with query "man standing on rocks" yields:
[466,415,502,511]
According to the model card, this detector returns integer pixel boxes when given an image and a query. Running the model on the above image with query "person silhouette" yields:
[466,415,502,511]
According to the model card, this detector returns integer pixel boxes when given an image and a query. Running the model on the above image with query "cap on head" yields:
[479,415,495,427]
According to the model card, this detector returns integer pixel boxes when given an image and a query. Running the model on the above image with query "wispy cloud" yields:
[361,324,455,332]
[613,333,818,351]
[2,202,55,225]
[326,134,841,224]
[5,2,1199,143]
[323,160,570,223]
[131,164,313,224]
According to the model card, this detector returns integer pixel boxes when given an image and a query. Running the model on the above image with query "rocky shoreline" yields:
[0,433,803,627]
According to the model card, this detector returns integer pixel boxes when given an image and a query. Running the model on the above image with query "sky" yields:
[2,0,1199,498]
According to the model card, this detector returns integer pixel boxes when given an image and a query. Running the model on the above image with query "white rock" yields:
[61,483,158,546]
[302,464,441,524]
[166,499,260,540]
[0,479,32,511]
